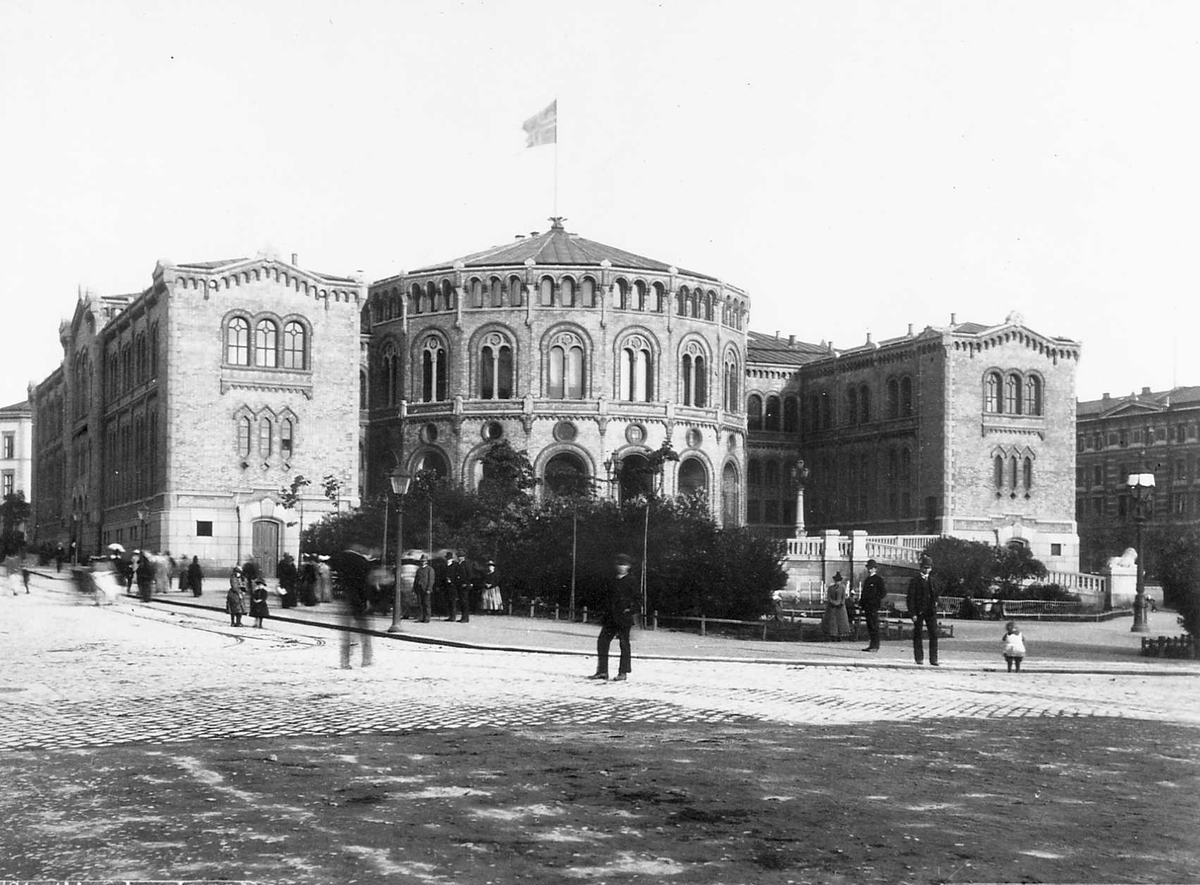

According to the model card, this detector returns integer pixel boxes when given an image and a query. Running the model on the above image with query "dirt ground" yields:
[2,716,1197,884]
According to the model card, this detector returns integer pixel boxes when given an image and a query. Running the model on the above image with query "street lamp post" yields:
[388,468,412,633]
[1127,470,1156,634]
[790,460,809,537]
[136,505,149,550]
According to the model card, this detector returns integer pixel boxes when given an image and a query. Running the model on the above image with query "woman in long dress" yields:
[821,572,851,640]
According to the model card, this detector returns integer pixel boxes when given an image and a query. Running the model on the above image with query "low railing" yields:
[1045,569,1106,595]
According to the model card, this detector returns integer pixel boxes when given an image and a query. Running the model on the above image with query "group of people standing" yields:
[821,555,942,664]
[408,552,503,624]
[274,553,334,608]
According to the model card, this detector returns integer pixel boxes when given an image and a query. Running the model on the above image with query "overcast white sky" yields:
[3,0,1199,409]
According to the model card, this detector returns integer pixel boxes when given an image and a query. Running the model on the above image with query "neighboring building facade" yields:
[1075,385,1200,572]
[744,312,1082,572]
[29,256,364,573]
[363,218,749,523]
[0,399,33,542]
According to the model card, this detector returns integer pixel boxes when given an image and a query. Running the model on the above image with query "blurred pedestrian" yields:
[336,548,375,669]
[178,554,190,594]
[1002,620,1026,672]
[135,551,154,603]
[821,572,851,641]
[298,555,319,606]
[588,553,639,682]
[249,577,269,628]
[413,554,435,623]
[226,566,247,627]
[187,556,204,597]
[277,553,298,609]
[859,559,886,652]
[907,555,941,666]
[316,555,333,603]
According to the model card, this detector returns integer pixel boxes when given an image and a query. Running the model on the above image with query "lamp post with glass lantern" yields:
[1127,470,1155,633]
[387,468,411,633]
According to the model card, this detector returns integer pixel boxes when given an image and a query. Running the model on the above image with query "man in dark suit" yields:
[859,558,887,652]
[413,554,435,623]
[588,553,639,682]
[443,552,463,621]
[906,554,940,666]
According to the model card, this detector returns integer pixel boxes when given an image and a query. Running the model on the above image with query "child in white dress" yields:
[1002,620,1026,672]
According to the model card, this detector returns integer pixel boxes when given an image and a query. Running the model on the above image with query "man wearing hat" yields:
[906,555,940,665]
[413,554,435,623]
[859,559,887,652]
[588,553,640,682]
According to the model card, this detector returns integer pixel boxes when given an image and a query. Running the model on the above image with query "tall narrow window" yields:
[985,372,1001,412]
[1004,373,1021,414]
[548,333,584,399]
[282,321,306,369]
[259,418,272,457]
[747,394,763,431]
[680,344,707,407]
[281,419,294,457]
[784,396,799,433]
[508,276,524,308]
[238,417,251,457]
[421,338,446,402]
[540,277,554,306]
[1023,457,1033,492]
[620,337,653,401]
[255,320,278,368]
[580,277,595,308]
[900,376,913,416]
[994,455,1005,492]
[227,318,250,365]
[859,385,870,423]
[765,395,781,431]
[489,278,503,307]
[560,278,575,307]
[725,355,739,413]
[846,387,857,426]
[887,378,900,418]
[480,333,514,400]
[1025,375,1042,416]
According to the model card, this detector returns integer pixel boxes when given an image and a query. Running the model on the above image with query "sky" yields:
[3,0,1200,409]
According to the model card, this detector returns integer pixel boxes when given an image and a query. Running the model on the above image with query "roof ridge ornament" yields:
[548,216,566,230]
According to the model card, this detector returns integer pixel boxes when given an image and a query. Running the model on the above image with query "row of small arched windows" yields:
[747,376,917,435]
[224,316,310,370]
[984,370,1044,416]
[105,324,159,402]
[370,276,747,330]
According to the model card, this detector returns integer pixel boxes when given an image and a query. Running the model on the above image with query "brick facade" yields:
[30,257,365,573]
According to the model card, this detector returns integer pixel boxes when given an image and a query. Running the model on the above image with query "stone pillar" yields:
[821,529,841,586]
[850,530,868,587]
[1102,550,1137,611]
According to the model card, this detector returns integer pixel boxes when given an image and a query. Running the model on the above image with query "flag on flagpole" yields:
[522,99,557,148]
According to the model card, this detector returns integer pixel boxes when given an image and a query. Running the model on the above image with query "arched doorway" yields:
[544,451,590,497]
[414,449,450,479]
[721,463,739,526]
[619,453,654,503]
[678,458,708,498]
[251,518,281,578]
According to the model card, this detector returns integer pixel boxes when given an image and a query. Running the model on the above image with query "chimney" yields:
[907,324,914,336]
[774,330,780,339]
[1102,392,1110,401]
[788,334,795,346]
[866,332,873,345]
[291,252,298,266]
[950,312,957,325]
[1142,386,1151,396]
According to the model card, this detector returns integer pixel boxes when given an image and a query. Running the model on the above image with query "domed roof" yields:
[410,217,716,281]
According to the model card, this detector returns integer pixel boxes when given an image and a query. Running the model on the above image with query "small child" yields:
[1002,620,1026,672]
[250,578,269,628]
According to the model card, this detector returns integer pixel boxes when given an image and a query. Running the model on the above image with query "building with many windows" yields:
[743,312,1082,571]
[362,218,749,522]
[0,399,33,544]
[1075,385,1200,571]
[29,256,364,574]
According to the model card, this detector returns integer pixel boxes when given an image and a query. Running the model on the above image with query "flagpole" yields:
[553,106,559,217]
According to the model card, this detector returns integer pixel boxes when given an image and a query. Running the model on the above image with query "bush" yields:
[1157,529,1200,638]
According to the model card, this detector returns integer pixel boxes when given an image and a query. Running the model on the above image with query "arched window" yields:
[544,452,589,497]
[226,317,250,365]
[748,394,762,430]
[580,277,595,308]
[653,282,666,312]
[994,455,1005,492]
[410,285,422,315]
[678,459,707,496]
[281,418,294,457]
[859,385,871,423]
[899,447,913,515]
[677,287,688,316]
[1023,456,1033,492]
[724,354,739,413]
[680,343,707,407]
[540,277,554,306]
[359,370,368,410]
[748,459,762,486]
[255,320,278,368]
[690,291,700,318]
[421,337,447,402]
[547,332,585,400]
[1010,455,1019,493]
[507,276,523,308]
[428,282,439,311]
[784,396,799,433]
[560,277,575,307]
[846,387,857,426]
[489,278,503,307]
[380,343,400,405]
[480,332,514,400]
[764,395,781,431]
[887,378,900,419]
[1004,373,1021,415]
[1025,375,1043,416]
[620,336,653,401]
[985,371,1001,412]
[900,376,913,416]
[259,417,272,457]
[634,280,647,311]
[469,279,483,308]
[282,321,306,369]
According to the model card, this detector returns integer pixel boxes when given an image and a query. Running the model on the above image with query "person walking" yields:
[226,566,247,627]
[1002,620,1026,672]
[859,559,887,652]
[588,553,639,682]
[316,555,333,603]
[187,556,204,597]
[298,555,319,606]
[906,555,941,666]
[413,555,435,623]
[821,572,851,640]
[337,550,375,669]
[277,553,298,609]
[442,552,463,621]
[249,577,269,628]
[178,554,190,594]
[135,551,154,603]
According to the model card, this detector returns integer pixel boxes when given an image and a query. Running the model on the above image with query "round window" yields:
[553,421,577,442]
[686,428,702,448]
[483,422,504,441]
[625,424,646,445]
[422,423,439,443]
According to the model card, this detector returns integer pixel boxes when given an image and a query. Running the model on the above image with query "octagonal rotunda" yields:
[363,218,749,525]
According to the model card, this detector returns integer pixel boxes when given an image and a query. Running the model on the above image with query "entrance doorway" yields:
[251,519,280,578]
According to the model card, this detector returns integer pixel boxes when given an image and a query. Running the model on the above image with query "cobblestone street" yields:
[2,577,1199,883]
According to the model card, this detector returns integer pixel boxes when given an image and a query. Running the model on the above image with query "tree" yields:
[279,474,312,555]
[321,474,344,510]
[992,543,1049,598]
[922,537,994,597]
[1156,528,1200,638]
